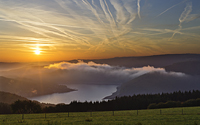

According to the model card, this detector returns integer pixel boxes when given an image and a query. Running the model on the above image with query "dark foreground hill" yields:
[0,91,55,114]
[0,76,75,98]
[105,72,200,99]
[0,91,28,104]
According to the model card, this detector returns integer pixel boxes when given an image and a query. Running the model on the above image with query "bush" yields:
[11,100,42,114]
[165,101,180,108]
[147,103,157,109]
[157,102,166,108]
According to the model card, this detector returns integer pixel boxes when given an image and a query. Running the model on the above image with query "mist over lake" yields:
[1,54,200,104]
[29,84,117,104]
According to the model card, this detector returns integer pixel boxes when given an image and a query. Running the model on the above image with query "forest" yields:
[1,90,200,114]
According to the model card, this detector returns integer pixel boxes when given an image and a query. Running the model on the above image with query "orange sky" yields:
[0,0,200,62]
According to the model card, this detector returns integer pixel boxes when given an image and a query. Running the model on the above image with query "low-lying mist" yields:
[1,60,199,100]
[0,61,188,85]
[44,61,169,84]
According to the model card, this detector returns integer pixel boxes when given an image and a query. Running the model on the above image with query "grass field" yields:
[1,106,200,125]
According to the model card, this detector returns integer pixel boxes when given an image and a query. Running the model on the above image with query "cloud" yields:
[170,2,192,40]
[156,0,186,17]
[185,14,200,22]
[179,2,192,26]
[0,0,142,54]
[137,0,141,19]
[44,61,186,84]
[0,0,200,58]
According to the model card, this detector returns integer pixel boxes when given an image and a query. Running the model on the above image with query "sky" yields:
[0,0,200,62]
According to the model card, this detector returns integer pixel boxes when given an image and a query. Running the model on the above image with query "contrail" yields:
[0,18,103,30]
[99,0,117,40]
[81,0,109,45]
[104,0,116,26]
[81,0,106,27]
[137,0,141,19]
[104,0,123,50]
[124,1,137,24]
[169,2,192,40]
[100,0,113,27]
[55,0,110,47]
[0,17,91,46]
[110,0,124,24]
[0,17,107,47]
[182,26,200,31]
[179,2,192,28]
[157,0,187,17]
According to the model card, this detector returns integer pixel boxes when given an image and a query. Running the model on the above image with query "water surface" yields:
[30,84,117,104]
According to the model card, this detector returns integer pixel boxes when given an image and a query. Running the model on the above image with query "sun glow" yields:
[34,49,41,55]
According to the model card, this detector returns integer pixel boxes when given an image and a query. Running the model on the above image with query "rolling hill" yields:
[1,54,200,100]
[0,76,75,98]
[105,72,200,99]
[165,60,200,75]
[0,91,28,104]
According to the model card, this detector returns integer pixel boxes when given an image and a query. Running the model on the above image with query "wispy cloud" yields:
[169,2,192,40]
[179,2,192,27]
[137,0,141,19]
[0,0,199,60]
[156,0,186,17]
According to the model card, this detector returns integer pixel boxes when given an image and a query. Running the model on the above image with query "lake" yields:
[29,84,118,104]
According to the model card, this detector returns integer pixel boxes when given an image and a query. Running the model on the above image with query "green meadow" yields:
[1,106,200,125]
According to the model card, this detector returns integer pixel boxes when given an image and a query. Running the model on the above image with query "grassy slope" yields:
[1,106,200,125]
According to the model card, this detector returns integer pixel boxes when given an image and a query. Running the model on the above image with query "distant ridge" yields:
[165,60,200,75]
[111,53,200,58]
[1,54,200,67]
[68,54,200,68]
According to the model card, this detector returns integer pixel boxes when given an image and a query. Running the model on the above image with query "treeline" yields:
[2,90,200,114]
[148,98,200,109]
[44,90,200,112]
[0,100,42,114]
[0,102,12,114]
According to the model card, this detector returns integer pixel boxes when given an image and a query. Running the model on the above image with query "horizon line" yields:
[0,53,199,63]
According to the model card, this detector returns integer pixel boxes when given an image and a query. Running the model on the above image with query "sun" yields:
[34,49,41,55]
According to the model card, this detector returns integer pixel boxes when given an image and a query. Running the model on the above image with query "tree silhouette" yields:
[11,100,42,114]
